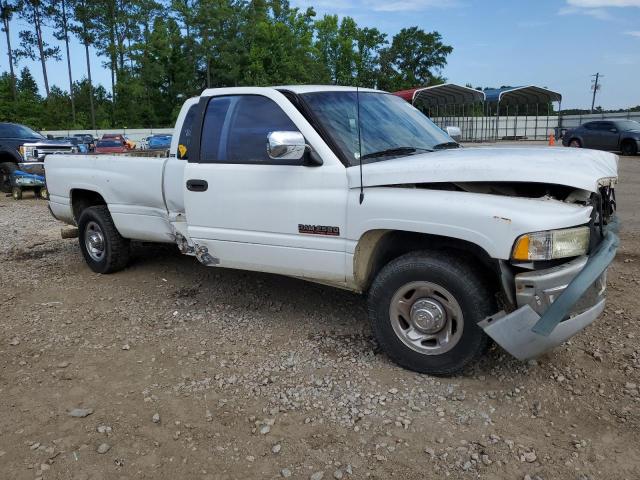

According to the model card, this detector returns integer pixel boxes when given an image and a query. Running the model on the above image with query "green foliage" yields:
[0,0,455,128]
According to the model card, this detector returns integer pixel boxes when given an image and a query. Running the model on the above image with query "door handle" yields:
[186,179,208,192]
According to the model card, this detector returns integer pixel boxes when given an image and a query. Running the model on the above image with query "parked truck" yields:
[0,122,75,193]
[45,86,619,375]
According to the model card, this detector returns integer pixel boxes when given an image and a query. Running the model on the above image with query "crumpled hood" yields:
[347,147,618,193]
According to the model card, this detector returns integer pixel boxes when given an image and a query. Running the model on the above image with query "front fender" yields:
[346,187,593,260]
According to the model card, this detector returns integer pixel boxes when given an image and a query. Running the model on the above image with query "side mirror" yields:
[267,131,307,161]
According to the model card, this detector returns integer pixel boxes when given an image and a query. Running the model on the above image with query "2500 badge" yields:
[298,224,340,236]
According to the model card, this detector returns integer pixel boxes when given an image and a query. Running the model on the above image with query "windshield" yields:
[97,140,121,147]
[301,91,453,166]
[0,123,44,139]
[615,120,640,131]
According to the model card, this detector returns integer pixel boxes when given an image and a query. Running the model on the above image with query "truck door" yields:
[183,92,348,283]
[596,121,620,151]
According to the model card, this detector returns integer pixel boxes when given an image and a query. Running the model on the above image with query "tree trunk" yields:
[61,0,76,124]
[32,3,50,97]
[1,7,17,100]
[84,41,96,130]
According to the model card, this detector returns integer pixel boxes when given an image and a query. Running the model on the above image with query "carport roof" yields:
[483,86,562,105]
[393,83,486,106]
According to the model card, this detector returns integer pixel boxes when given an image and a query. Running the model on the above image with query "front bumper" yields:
[18,161,45,175]
[480,219,619,360]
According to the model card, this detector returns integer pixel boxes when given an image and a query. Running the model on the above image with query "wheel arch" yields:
[353,229,502,295]
[70,188,107,223]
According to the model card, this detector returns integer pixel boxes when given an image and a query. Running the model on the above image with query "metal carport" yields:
[483,86,562,141]
[393,84,486,141]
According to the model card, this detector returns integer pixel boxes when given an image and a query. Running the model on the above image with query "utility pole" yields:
[590,73,602,113]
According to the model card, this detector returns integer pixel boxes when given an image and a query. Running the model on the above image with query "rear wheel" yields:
[621,140,638,156]
[39,187,49,199]
[368,251,494,375]
[569,139,581,148]
[78,205,130,274]
[0,161,17,193]
[12,187,22,200]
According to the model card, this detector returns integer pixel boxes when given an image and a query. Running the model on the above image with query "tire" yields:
[621,140,638,156]
[0,161,17,193]
[12,187,22,200]
[569,139,581,148]
[39,187,49,200]
[78,205,130,274]
[368,251,494,375]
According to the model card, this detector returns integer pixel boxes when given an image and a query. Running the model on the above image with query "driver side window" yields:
[199,94,302,165]
[226,95,300,164]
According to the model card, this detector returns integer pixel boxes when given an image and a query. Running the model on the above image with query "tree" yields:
[48,0,76,123]
[14,0,61,97]
[69,0,97,128]
[378,27,452,91]
[0,1,17,99]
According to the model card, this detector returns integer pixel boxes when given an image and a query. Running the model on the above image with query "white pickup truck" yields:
[45,86,619,375]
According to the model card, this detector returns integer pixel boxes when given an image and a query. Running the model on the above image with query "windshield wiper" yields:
[360,146,432,160]
[432,141,460,150]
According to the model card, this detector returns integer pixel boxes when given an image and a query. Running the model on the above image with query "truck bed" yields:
[45,154,175,243]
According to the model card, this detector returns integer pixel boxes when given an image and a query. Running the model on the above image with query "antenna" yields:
[356,86,364,204]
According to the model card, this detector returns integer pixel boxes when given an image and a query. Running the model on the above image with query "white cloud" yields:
[558,6,614,19]
[567,0,640,7]
[625,30,640,36]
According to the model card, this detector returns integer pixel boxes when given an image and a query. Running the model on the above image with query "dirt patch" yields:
[0,157,639,480]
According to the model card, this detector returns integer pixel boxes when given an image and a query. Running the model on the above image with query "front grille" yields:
[36,146,74,155]
[589,186,616,252]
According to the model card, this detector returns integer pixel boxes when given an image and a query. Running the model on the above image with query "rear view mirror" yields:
[267,131,306,161]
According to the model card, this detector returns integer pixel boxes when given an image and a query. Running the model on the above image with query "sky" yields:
[1,0,639,110]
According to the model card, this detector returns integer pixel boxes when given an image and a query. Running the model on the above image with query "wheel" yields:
[39,187,49,199]
[569,139,581,148]
[78,205,131,274]
[621,140,637,156]
[0,161,17,193]
[12,186,22,200]
[368,251,494,375]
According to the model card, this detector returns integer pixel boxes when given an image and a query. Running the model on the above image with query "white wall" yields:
[41,128,174,143]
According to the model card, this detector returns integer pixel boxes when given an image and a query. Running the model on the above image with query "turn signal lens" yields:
[512,226,590,261]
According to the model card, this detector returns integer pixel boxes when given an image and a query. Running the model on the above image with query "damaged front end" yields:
[480,184,619,360]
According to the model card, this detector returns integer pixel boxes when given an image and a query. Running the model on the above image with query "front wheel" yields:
[621,140,638,156]
[368,251,494,375]
[569,139,581,148]
[0,162,17,193]
[78,205,131,274]
[39,187,49,199]
[12,187,22,200]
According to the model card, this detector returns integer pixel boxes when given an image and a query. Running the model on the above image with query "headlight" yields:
[512,226,590,261]
[20,146,37,161]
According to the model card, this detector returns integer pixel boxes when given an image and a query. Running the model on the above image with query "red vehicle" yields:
[94,139,128,154]
[102,133,135,150]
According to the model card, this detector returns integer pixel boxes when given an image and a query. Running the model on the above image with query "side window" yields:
[583,122,597,130]
[177,105,198,160]
[200,97,232,163]
[226,96,300,164]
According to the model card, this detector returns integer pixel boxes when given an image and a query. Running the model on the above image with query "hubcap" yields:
[84,221,105,261]
[389,281,464,355]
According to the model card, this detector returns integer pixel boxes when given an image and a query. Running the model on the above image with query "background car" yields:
[95,139,129,154]
[0,122,75,192]
[102,133,136,150]
[562,119,640,155]
[148,134,172,150]
[73,134,96,151]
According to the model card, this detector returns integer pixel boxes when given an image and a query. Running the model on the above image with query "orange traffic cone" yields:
[548,134,555,146]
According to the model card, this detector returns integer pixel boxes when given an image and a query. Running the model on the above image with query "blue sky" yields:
[1,0,639,109]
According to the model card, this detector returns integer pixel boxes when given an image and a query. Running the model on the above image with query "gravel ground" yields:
[1,155,639,480]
